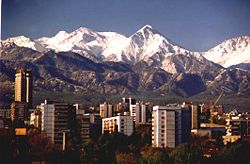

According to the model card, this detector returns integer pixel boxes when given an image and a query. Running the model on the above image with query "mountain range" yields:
[0,25,249,104]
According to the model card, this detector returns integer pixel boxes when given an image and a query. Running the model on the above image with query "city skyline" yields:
[2,0,250,51]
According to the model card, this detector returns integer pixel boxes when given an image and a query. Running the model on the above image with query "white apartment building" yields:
[152,105,191,148]
[102,115,134,136]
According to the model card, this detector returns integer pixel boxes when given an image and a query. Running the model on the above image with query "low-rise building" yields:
[223,115,250,144]
[30,110,42,130]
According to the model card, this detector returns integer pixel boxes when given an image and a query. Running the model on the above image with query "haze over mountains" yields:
[0,25,249,101]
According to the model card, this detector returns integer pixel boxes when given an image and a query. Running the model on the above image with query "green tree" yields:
[169,143,204,164]
[138,146,170,164]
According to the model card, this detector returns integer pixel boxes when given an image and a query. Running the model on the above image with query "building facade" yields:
[30,110,42,130]
[41,100,75,144]
[191,105,201,129]
[15,69,33,109]
[102,115,134,136]
[77,114,91,143]
[152,105,191,148]
[10,101,28,122]
[0,108,10,120]
[135,103,151,125]
[223,115,250,144]
[100,102,113,118]
[76,113,102,143]
[122,97,136,112]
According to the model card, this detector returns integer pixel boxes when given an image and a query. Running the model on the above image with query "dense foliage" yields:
[1,125,250,164]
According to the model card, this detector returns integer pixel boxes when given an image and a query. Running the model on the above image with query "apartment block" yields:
[223,115,250,144]
[135,102,152,125]
[152,105,191,148]
[77,113,102,143]
[40,100,76,144]
[102,115,134,136]
[100,102,113,118]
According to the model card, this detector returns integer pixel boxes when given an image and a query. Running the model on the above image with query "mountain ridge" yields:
[0,25,249,102]
[3,25,249,68]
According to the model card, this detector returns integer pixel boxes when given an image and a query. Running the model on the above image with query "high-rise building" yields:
[122,97,136,110]
[77,114,91,143]
[14,69,33,109]
[191,105,201,129]
[152,105,191,148]
[77,113,102,143]
[102,115,134,136]
[100,102,113,118]
[135,102,152,125]
[121,97,137,121]
[40,100,76,144]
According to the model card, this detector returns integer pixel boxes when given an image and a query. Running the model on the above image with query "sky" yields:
[1,0,250,51]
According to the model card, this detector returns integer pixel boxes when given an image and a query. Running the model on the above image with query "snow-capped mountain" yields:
[1,30,249,99]
[35,25,193,65]
[3,36,47,52]
[1,25,208,74]
[204,36,250,68]
[1,25,250,70]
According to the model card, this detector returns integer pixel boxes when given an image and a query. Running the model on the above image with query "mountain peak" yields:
[54,31,69,40]
[136,24,154,33]
[141,24,153,30]
[6,35,31,42]
[75,27,94,33]
[204,35,250,68]
[56,30,68,36]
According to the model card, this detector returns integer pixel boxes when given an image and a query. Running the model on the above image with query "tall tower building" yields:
[152,105,191,148]
[15,69,33,109]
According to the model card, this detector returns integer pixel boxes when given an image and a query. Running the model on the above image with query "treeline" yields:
[1,126,250,163]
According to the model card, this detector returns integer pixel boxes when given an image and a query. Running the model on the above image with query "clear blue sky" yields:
[1,0,250,51]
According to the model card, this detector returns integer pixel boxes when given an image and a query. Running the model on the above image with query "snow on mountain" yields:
[100,24,197,70]
[204,36,250,68]
[3,25,244,73]
[125,25,191,62]
[37,27,107,56]
[2,36,46,52]
[1,25,216,74]
[97,32,129,61]
[33,25,196,65]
